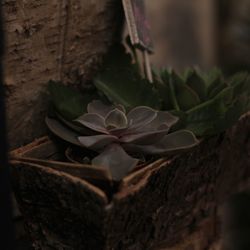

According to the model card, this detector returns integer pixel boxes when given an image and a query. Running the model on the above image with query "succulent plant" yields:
[47,42,249,180]
[155,68,250,136]
[46,100,198,181]
[94,43,250,137]
[94,43,161,110]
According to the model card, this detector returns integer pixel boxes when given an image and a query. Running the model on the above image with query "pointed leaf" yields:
[206,69,225,98]
[181,68,194,82]
[142,111,179,131]
[45,117,81,146]
[105,109,128,129]
[186,71,207,101]
[171,71,201,111]
[92,144,139,181]
[48,81,97,120]
[56,112,93,135]
[87,100,125,118]
[229,72,249,98]
[201,67,223,87]
[214,99,246,134]
[94,44,161,110]
[214,87,233,105]
[207,80,227,99]
[124,130,198,155]
[75,114,107,134]
[127,106,157,129]
[154,70,173,110]
[120,128,169,145]
[78,135,118,151]
[184,89,233,136]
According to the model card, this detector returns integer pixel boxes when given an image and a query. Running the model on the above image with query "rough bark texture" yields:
[2,0,123,149]
[11,113,250,250]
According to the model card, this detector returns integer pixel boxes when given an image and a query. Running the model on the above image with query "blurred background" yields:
[143,2,250,249]
[145,0,250,74]
[2,0,250,249]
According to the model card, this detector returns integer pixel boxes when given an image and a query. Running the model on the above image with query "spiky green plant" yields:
[93,44,250,137]
[156,68,250,136]
[46,100,198,180]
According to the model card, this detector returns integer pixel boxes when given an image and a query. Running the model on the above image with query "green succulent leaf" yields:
[181,68,194,82]
[171,71,201,111]
[94,44,161,110]
[207,76,227,99]
[158,68,250,136]
[55,112,93,135]
[48,81,98,121]
[201,67,223,87]
[155,69,174,110]
[184,87,235,136]
[186,70,207,101]
[229,72,249,98]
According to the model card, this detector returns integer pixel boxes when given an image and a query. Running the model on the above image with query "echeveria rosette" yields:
[46,100,198,181]
[156,68,250,136]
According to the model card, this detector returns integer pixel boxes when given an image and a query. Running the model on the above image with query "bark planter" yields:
[10,113,250,250]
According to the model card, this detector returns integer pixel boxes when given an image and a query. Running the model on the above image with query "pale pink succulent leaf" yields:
[92,144,139,181]
[116,104,126,113]
[56,112,94,135]
[87,100,115,117]
[127,106,157,130]
[75,113,107,134]
[108,127,130,137]
[78,134,118,151]
[87,100,125,117]
[141,111,179,131]
[120,128,169,145]
[105,108,128,129]
[124,130,199,155]
[45,117,82,146]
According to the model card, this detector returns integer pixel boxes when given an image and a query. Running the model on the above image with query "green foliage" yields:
[48,81,99,121]
[48,52,250,138]
[46,42,250,180]
[157,69,250,136]
[94,44,161,110]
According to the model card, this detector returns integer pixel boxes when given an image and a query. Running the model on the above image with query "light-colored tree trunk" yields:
[3,0,122,149]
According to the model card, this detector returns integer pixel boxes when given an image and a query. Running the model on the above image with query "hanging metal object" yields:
[122,0,154,82]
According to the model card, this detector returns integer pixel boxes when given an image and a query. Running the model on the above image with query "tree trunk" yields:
[3,0,123,149]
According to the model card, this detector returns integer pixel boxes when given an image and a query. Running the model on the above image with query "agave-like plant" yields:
[46,100,198,180]
[156,68,250,136]
[93,42,250,137]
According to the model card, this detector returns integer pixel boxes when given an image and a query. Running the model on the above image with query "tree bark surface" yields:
[3,0,122,149]
[11,113,250,250]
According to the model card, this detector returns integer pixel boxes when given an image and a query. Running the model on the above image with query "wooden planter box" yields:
[11,113,250,250]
